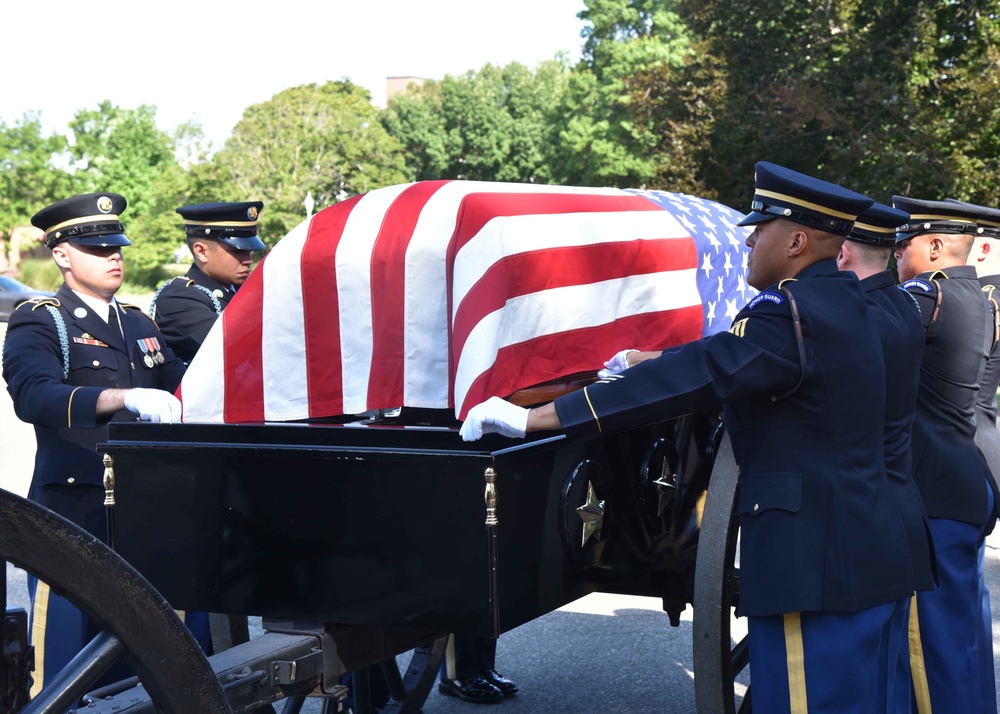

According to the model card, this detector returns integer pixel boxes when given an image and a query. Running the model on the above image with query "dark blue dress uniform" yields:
[553,164,920,712]
[148,201,265,363]
[1,193,186,696]
[844,203,937,713]
[892,195,999,714]
[150,264,236,363]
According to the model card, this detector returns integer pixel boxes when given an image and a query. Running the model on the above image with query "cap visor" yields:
[221,236,267,251]
[736,211,773,227]
[74,233,132,247]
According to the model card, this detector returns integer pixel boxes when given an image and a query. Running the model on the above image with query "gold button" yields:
[92,360,100,367]
[753,503,759,512]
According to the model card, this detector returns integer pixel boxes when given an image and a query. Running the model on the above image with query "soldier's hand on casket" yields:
[597,349,637,378]
[124,388,182,423]
[459,397,529,441]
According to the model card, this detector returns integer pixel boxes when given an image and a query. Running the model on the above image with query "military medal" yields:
[137,337,164,368]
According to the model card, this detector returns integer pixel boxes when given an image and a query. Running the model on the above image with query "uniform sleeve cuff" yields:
[68,386,104,429]
[555,387,603,438]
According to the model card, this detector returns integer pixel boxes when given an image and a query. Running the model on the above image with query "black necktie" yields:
[108,304,124,342]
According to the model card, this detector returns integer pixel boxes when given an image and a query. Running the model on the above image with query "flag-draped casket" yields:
[178,181,753,423]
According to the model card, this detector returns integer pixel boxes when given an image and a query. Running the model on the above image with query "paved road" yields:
[2,319,999,712]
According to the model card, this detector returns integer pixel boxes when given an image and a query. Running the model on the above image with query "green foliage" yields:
[549,0,694,187]
[669,0,1000,209]
[17,258,62,291]
[213,81,411,244]
[67,102,183,287]
[0,113,72,238]
[381,60,570,184]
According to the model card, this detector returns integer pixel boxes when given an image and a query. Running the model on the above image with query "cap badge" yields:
[247,207,258,220]
[96,196,113,213]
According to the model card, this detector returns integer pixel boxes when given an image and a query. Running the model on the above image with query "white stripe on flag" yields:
[451,209,689,317]
[400,182,632,409]
[338,183,412,414]
[180,319,226,422]
[453,269,700,412]
[261,217,311,421]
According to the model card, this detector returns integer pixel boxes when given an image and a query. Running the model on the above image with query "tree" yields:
[213,81,411,244]
[381,60,570,184]
[549,0,693,187]
[68,102,181,285]
[0,113,72,246]
[669,0,1000,208]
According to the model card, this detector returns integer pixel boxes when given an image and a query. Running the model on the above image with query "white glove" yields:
[459,396,529,442]
[124,388,182,423]
[597,349,637,379]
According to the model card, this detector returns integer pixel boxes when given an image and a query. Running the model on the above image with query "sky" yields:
[2,0,588,149]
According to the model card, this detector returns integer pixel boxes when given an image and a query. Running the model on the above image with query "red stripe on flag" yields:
[366,180,451,407]
[451,192,662,254]
[222,255,267,422]
[451,237,697,363]
[457,306,703,419]
[300,195,364,418]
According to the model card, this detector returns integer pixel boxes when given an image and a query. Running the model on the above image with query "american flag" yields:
[178,181,752,423]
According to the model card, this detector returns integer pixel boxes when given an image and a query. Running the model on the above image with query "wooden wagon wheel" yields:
[0,487,231,714]
[692,429,751,713]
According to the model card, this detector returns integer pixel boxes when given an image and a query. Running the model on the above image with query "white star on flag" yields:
[701,253,714,278]
[723,250,733,277]
[699,216,719,234]
[706,300,717,326]
[725,298,740,320]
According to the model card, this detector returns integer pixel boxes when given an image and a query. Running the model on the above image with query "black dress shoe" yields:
[481,669,519,696]
[439,676,504,703]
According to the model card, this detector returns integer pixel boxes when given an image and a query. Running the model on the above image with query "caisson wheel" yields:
[692,429,751,713]
[0,488,230,713]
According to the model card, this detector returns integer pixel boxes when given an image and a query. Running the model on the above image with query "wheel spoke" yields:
[731,633,750,676]
[23,630,123,714]
[380,657,406,701]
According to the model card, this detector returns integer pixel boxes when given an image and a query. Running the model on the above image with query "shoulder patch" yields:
[25,297,61,310]
[902,279,933,293]
[746,291,784,310]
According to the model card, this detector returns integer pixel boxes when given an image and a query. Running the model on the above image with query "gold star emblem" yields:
[576,481,605,547]
[653,456,676,517]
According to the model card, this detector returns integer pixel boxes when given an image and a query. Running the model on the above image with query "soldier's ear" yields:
[787,229,808,257]
[51,244,71,269]
[191,240,211,263]
[928,235,945,259]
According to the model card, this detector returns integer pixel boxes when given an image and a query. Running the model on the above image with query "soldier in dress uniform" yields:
[958,198,1000,714]
[892,195,999,713]
[461,162,927,713]
[1,192,186,696]
[149,201,265,363]
[837,202,937,710]
[956,199,1000,486]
